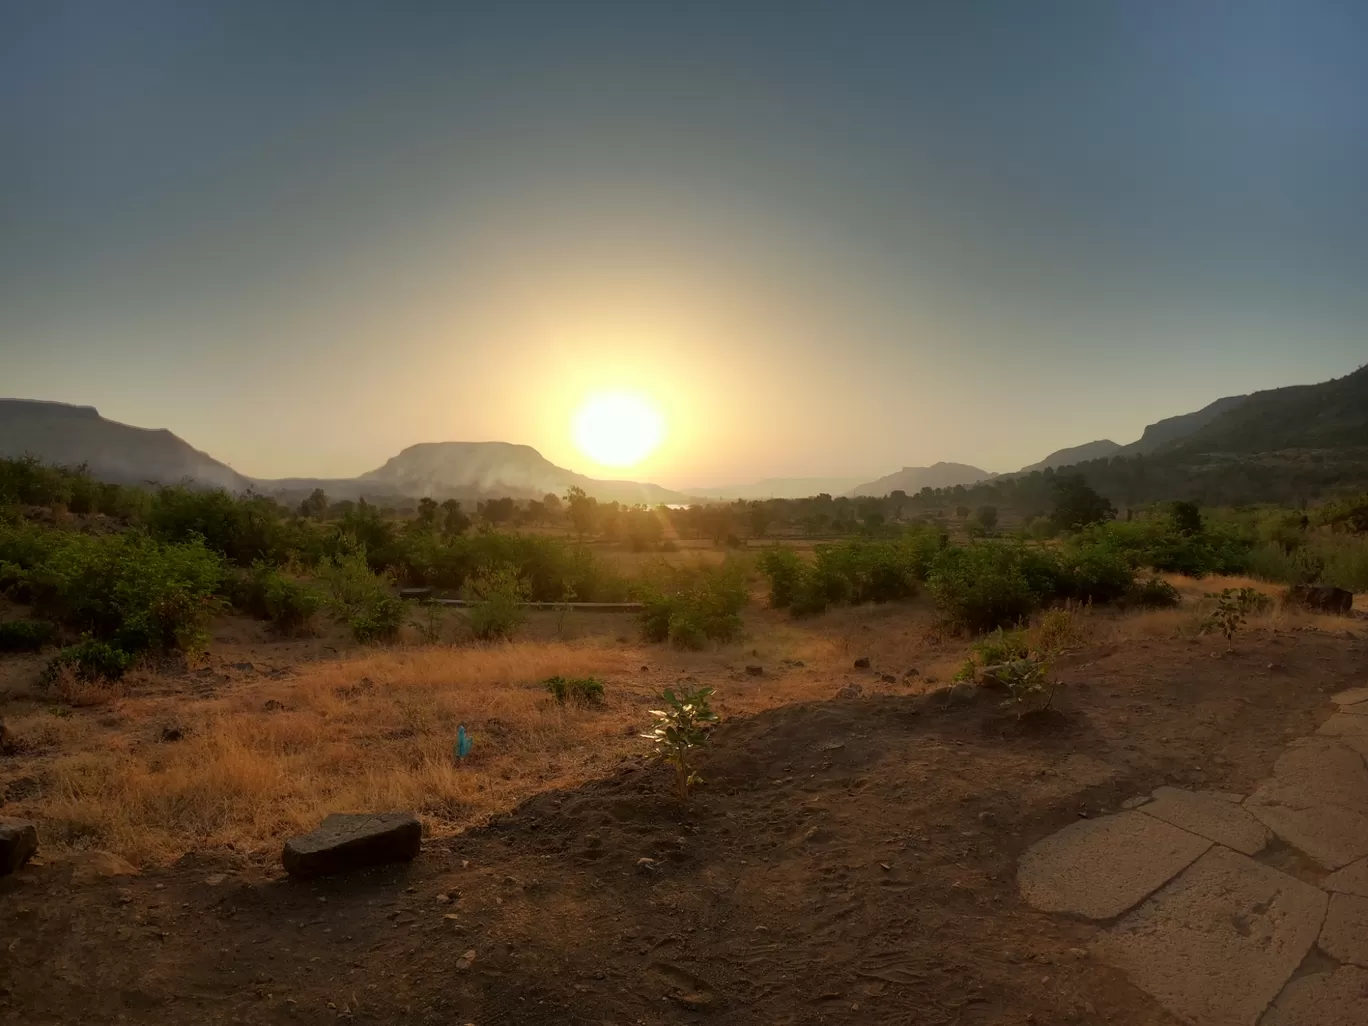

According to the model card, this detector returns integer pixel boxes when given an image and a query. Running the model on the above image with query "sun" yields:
[572,392,665,468]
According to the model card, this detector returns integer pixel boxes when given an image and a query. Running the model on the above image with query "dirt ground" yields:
[3,609,1365,1025]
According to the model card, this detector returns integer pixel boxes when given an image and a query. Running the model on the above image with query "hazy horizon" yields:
[6,2,1367,488]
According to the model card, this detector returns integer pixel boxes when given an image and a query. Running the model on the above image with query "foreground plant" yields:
[542,674,605,705]
[1201,587,1271,643]
[642,686,717,802]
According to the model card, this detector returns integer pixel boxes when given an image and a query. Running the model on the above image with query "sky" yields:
[3,1,1366,487]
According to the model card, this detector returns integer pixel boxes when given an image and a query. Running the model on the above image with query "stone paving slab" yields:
[1340,700,1368,717]
[1259,967,1368,1026]
[1319,892,1368,967]
[1316,712,1368,740]
[1331,687,1368,706]
[1244,780,1368,870]
[1323,857,1368,897]
[1018,811,1211,919]
[1140,786,1270,855]
[1269,738,1368,813]
[1092,847,1327,1026]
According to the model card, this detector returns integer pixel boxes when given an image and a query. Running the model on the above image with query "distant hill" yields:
[688,476,868,500]
[1162,365,1368,454]
[0,399,252,491]
[311,441,689,504]
[1019,440,1121,473]
[849,462,994,498]
[1118,394,1249,455]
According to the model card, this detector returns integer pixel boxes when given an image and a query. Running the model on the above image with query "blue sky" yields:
[3,2,1365,484]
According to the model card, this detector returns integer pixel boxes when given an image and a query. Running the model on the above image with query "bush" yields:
[543,675,605,705]
[0,618,56,652]
[40,637,135,688]
[1131,576,1180,608]
[763,532,941,616]
[4,527,225,657]
[927,543,1044,633]
[973,627,1029,666]
[234,563,323,635]
[319,549,405,644]
[756,547,805,609]
[461,563,529,641]
[1058,542,1135,603]
[638,562,747,649]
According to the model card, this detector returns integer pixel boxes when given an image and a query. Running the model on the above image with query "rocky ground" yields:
[2,626,1365,1025]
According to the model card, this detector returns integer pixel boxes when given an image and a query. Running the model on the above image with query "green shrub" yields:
[927,544,1043,633]
[1131,576,1180,608]
[543,674,606,705]
[1201,587,1271,642]
[756,547,805,608]
[461,563,529,641]
[319,549,405,644]
[1058,542,1135,603]
[637,562,747,649]
[0,618,56,652]
[973,627,1029,666]
[234,563,323,635]
[40,637,135,688]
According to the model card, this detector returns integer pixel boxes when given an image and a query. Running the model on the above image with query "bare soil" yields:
[3,625,1365,1025]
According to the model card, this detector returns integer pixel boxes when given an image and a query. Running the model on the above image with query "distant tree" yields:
[542,492,563,513]
[564,486,598,543]
[298,488,329,519]
[889,489,907,519]
[748,502,773,538]
[441,498,470,538]
[416,496,439,528]
[975,505,998,532]
[955,505,970,519]
[479,497,515,525]
[1168,501,1203,537]
[1051,475,1116,532]
[623,507,664,550]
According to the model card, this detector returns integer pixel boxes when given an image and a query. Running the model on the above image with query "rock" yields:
[1325,857,1368,898]
[1093,848,1327,1026]
[978,811,999,828]
[1317,713,1368,741]
[204,873,227,886]
[1245,781,1368,870]
[1139,786,1270,855]
[0,818,38,875]
[1285,584,1353,614]
[744,665,764,677]
[880,674,896,684]
[1319,893,1368,967]
[903,668,919,678]
[262,699,287,712]
[1332,687,1368,707]
[837,684,864,699]
[282,812,422,878]
[0,718,9,749]
[1121,796,1152,810]
[159,726,184,743]
[61,850,137,879]
[1261,967,1368,1026]
[853,657,870,669]
[1018,811,1211,919]
[230,661,255,672]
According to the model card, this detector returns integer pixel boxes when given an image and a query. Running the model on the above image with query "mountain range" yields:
[2,364,1364,505]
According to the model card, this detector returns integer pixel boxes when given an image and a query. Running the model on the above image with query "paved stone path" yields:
[1018,687,1368,1025]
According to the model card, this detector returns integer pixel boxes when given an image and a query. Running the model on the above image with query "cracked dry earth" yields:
[1019,686,1368,1026]
[2,628,1366,1025]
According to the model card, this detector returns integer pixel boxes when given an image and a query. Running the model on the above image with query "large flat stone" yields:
[282,812,422,878]
[1245,780,1368,870]
[1331,687,1368,707]
[1270,738,1368,813]
[1092,847,1327,1026]
[1018,811,1211,919]
[1141,786,1270,855]
[1316,713,1368,739]
[0,818,38,875]
[1319,892,1368,967]
[1261,967,1368,1026]
[1339,700,1368,717]
[1324,857,1368,898]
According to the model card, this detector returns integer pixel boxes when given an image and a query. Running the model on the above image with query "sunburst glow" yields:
[572,392,665,468]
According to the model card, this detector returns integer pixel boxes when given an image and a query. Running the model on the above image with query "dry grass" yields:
[2,641,665,864]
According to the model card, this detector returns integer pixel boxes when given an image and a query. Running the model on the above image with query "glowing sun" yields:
[572,392,665,468]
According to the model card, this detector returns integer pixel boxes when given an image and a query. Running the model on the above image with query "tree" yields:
[478,497,515,524]
[1168,501,1203,537]
[975,505,999,532]
[564,485,597,542]
[1050,475,1116,532]
[441,499,470,538]
[416,496,439,528]
[298,488,328,519]
[748,502,773,539]
[542,492,562,513]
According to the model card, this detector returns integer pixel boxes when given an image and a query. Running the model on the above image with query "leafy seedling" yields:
[641,686,718,803]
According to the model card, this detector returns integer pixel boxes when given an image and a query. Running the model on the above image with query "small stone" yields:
[637,857,658,871]
[159,726,184,743]
[204,873,227,886]
[1121,796,1151,810]
[880,674,897,684]
[745,665,764,676]
[435,893,449,903]
[837,684,864,699]
[978,811,999,828]
[0,818,39,875]
[853,657,870,669]
[903,668,919,678]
